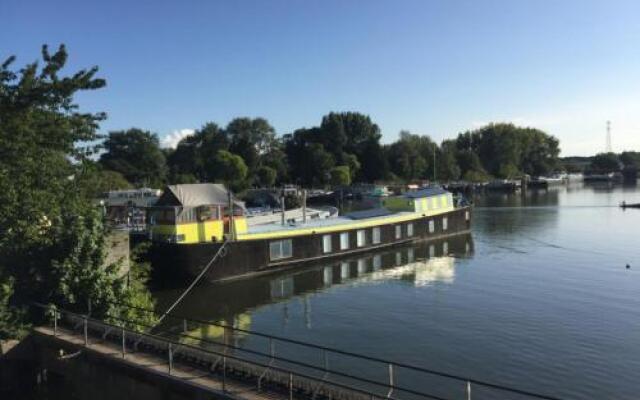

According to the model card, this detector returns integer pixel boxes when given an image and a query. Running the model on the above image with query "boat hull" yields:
[150,207,472,284]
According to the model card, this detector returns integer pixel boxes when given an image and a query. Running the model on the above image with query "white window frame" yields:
[429,220,435,233]
[372,227,381,244]
[357,230,366,247]
[407,223,414,237]
[443,217,448,231]
[340,232,350,250]
[270,239,293,260]
[465,211,470,221]
[322,234,332,253]
[395,225,402,239]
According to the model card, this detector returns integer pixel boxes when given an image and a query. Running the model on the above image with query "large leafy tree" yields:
[0,45,154,338]
[100,128,167,187]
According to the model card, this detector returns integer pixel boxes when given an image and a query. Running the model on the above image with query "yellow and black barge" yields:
[147,184,471,283]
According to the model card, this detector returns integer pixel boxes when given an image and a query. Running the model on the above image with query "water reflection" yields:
[156,234,474,335]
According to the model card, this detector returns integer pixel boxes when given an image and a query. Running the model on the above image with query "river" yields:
[155,182,640,400]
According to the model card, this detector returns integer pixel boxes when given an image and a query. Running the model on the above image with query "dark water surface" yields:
[156,183,640,400]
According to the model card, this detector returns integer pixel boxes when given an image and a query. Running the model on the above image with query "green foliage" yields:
[0,277,27,339]
[455,123,559,178]
[387,131,436,181]
[213,150,248,191]
[0,45,155,339]
[619,151,640,169]
[100,128,168,187]
[590,152,621,173]
[330,166,351,186]
[256,166,277,187]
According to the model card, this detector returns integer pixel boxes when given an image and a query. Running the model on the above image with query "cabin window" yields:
[197,205,220,221]
[270,239,293,260]
[442,195,448,207]
[429,220,435,233]
[407,223,414,237]
[322,234,332,253]
[465,211,470,221]
[372,227,381,244]
[428,198,435,210]
[443,241,449,254]
[340,232,350,250]
[395,225,402,239]
[443,217,448,231]
[357,230,366,247]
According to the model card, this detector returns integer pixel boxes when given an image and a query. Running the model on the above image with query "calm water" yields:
[156,183,640,400]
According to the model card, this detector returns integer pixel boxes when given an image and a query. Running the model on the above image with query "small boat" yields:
[620,201,640,209]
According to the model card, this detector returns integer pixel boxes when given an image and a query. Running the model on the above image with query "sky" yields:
[2,0,640,156]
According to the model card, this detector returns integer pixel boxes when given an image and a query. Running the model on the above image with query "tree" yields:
[438,140,461,181]
[256,166,277,187]
[0,45,154,338]
[213,150,248,191]
[100,128,167,187]
[455,123,560,178]
[166,122,228,182]
[226,117,278,180]
[590,152,621,173]
[330,166,351,186]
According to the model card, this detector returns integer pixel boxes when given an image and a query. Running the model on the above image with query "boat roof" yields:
[246,211,416,235]
[344,208,394,220]
[403,187,448,198]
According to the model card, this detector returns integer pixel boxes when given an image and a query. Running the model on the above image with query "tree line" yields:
[97,118,562,192]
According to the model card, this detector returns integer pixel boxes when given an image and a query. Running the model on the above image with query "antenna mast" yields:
[606,120,612,153]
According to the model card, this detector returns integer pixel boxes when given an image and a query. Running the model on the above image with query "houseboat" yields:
[147,184,472,282]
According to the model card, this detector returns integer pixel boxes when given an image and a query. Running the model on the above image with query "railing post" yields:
[289,372,293,400]
[222,355,227,392]
[466,380,471,400]
[121,327,126,358]
[269,337,275,359]
[53,309,57,337]
[323,350,329,371]
[168,343,173,375]
[83,317,88,346]
[386,363,394,398]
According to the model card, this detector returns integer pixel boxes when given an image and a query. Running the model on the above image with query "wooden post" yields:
[168,343,173,375]
[121,327,126,358]
[302,189,307,223]
[83,318,88,346]
[281,195,286,226]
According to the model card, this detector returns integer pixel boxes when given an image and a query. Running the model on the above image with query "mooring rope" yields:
[155,240,229,325]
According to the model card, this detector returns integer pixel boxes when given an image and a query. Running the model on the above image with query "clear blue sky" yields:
[3,0,640,155]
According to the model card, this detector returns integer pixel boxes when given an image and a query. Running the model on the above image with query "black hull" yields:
[150,207,471,285]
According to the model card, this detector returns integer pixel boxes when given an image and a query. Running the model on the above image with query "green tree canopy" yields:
[590,152,621,173]
[330,166,351,187]
[100,128,167,187]
[213,150,248,191]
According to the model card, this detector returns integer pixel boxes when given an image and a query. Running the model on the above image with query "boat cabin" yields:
[148,183,247,244]
[382,187,454,214]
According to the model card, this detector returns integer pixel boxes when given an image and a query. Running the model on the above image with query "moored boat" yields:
[147,184,472,283]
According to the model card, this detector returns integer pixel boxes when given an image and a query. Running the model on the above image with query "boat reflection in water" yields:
[156,233,474,344]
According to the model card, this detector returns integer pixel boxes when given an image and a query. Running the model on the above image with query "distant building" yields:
[100,188,162,228]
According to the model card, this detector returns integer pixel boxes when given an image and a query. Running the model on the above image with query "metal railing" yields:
[37,302,565,400]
